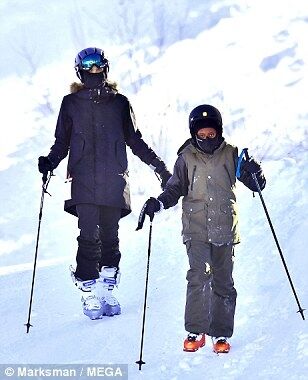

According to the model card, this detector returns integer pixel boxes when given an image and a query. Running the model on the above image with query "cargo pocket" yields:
[220,202,236,229]
[182,203,207,237]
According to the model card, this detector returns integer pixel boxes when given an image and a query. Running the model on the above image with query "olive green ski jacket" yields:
[158,139,266,245]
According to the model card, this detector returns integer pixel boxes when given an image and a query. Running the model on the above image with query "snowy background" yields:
[0,0,307,379]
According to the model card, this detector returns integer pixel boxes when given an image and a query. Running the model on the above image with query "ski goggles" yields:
[79,53,108,71]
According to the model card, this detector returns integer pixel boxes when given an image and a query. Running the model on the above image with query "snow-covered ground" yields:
[0,1,307,379]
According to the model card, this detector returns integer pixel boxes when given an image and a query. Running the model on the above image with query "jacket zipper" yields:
[92,103,97,198]
[190,165,197,191]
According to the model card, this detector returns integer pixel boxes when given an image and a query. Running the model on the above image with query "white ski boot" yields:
[97,266,121,317]
[70,266,104,320]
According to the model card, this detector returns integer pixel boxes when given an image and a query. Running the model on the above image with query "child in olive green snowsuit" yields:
[143,104,266,350]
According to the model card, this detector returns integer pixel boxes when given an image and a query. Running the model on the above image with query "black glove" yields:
[158,169,172,190]
[144,197,161,220]
[241,158,261,174]
[38,156,54,174]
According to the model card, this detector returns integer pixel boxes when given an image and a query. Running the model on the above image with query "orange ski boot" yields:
[212,337,230,353]
[183,333,206,352]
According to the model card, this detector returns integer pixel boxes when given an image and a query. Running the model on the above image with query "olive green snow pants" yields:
[185,241,237,337]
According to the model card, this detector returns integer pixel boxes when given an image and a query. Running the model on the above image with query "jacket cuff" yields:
[47,154,58,170]
[157,196,167,209]
[158,200,164,211]
[149,157,166,173]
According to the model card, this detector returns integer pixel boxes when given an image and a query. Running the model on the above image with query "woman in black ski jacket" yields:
[38,47,171,319]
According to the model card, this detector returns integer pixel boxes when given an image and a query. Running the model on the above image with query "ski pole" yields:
[243,149,305,320]
[136,211,154,370]
[25,171,53,333]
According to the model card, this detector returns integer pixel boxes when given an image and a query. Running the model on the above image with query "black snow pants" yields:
[185,241,237,338]
[74,204,122,281]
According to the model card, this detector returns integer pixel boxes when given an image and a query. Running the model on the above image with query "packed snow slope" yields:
[0,0,307,379]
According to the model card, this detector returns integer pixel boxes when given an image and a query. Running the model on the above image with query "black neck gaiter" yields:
[196,135,224,154]
[82,71,106,89]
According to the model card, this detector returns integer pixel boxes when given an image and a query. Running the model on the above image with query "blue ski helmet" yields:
[74,47,109,81]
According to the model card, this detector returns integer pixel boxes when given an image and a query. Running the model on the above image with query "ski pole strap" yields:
[42,172,48,185]
[42,171,54,196]
[136,202,147,231]
[136,201,154,231]
[236,148,249,179]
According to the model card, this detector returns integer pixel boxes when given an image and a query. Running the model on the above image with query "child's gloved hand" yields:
[241,158,261,174]
[144,197,161,220]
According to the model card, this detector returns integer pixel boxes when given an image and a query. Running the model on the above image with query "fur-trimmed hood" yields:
[70,80,118,94]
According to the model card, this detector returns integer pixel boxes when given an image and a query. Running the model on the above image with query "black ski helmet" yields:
[189,104,223,137]
[74,47,109,82]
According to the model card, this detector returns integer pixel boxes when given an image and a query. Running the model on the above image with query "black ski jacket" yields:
[48,82,167,218]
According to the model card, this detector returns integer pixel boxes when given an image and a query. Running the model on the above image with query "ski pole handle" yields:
[42,172,48,185]
[136,201,155,231]
[236,148,248,178]
[244,149,250,161]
